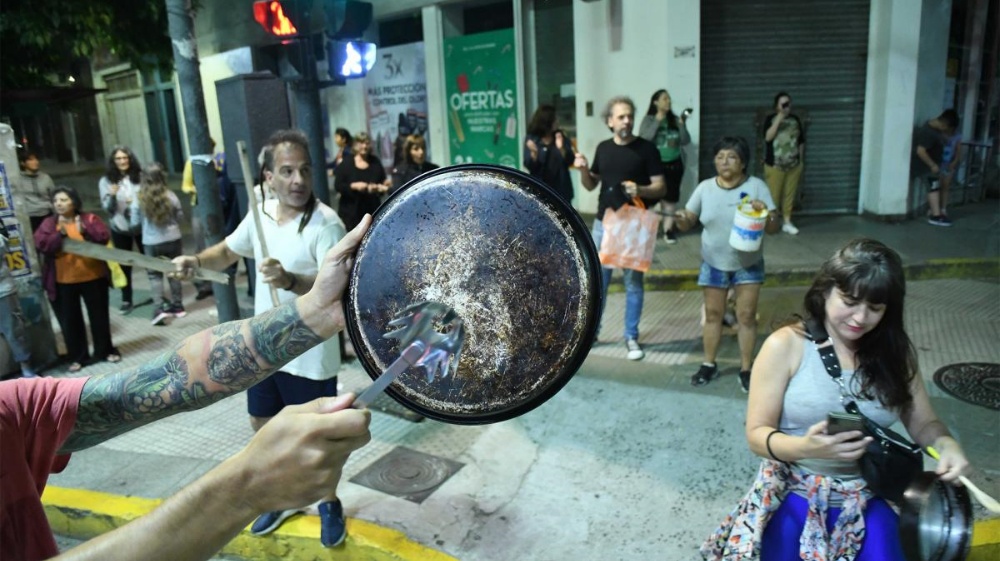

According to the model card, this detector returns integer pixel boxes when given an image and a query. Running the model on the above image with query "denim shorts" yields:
[697,260,765,288]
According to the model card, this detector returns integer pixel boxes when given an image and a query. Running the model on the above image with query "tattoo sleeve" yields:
[62,304,324,452]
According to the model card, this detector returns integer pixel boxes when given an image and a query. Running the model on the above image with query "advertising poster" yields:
[3,222,32,278]
[0,162,15,219]
[0,162,31,277]
[364,42,430,171]
[443,29,519,168]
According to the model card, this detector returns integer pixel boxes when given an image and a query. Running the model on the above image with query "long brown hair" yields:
[803,238,916,408]
[138,163,175,226]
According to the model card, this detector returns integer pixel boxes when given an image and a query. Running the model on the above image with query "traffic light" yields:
[322,1,372,39]
[254,0,299,37]
[327,40,376,79]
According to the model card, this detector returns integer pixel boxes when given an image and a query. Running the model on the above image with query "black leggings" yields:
[110,229,144,304]
[55,278,118,364]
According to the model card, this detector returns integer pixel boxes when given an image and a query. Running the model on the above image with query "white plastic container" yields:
[729,204,768,252]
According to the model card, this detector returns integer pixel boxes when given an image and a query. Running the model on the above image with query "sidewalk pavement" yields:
[33,166,1000,560]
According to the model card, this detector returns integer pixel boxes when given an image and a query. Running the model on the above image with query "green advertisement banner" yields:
[443,29,519,168]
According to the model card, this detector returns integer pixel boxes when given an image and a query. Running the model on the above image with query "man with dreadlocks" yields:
[172,129,349,547]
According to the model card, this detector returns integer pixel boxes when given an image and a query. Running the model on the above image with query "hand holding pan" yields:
[346,164,601,424]
[353,302,465,409]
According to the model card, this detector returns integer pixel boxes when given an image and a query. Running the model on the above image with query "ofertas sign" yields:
[443,29,519,168]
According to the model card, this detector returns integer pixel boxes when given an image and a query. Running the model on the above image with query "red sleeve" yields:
[1,377,90,560]
[33,215,63,255]
[81,212,111,245]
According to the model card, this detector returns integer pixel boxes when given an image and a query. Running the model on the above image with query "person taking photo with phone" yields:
[762,92,806,235]
[700,238,970,561]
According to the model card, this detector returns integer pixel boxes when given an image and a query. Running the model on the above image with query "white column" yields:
[858,0,922,217]
[421,5,450,166]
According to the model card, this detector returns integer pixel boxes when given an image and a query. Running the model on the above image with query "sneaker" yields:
[781,222,800,235]
[937,214,953,226]
[665,229,678,244]
[151,306,171,326]
[250,509,300,536]
[690,363,720,387]
[318,500,346,547]
[739,369,752,393]
[625,338,644,361]
[168,304,187,318]
[119,302,133,315]
[928,215,952,227]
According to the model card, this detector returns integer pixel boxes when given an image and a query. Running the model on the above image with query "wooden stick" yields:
[236,140,280,308]
[62,239,229,284]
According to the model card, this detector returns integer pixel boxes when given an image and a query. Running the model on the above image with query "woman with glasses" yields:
[675,137,780,391]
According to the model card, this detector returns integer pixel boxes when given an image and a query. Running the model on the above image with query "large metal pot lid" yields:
[345,164,601,424]
[899,471,973,561]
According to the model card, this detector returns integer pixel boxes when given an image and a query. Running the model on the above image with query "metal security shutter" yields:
[700,0,870,214]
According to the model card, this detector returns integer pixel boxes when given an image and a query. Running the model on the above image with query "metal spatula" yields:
[353,301,465,409]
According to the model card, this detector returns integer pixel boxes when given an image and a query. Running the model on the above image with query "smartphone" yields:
[827,411,864,435]
[781,102,790,110]
[682,108,693,118]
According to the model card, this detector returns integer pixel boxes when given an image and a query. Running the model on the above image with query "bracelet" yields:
[194,255,202,268]
[766,429,784,462]
[285,272,297,292]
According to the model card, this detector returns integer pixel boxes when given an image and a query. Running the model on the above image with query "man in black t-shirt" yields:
[912,110,959,226]
[576,96,664,361]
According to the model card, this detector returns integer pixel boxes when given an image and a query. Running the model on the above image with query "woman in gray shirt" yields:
[99,145,143,314]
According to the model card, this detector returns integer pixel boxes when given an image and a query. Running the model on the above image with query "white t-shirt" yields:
[226,199,346,380]
[685,175,776,271]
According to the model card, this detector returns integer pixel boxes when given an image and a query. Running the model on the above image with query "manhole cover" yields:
[933,363,1000,411]
[350,446,463,503]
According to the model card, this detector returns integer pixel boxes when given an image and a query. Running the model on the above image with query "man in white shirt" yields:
[173,129,349,547]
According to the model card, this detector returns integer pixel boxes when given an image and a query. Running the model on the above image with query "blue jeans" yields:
[591,218,644,340]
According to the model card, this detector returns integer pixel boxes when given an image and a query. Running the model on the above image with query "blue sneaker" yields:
[318,500,346,547]
[249,509,299,536]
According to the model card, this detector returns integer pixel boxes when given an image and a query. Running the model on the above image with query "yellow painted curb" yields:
[970,517,1000,561]
[43,486,457,561]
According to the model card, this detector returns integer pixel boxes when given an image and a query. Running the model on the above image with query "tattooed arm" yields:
[54,395,371,561]
[59,214,372,453]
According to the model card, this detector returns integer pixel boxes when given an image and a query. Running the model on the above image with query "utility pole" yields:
[166,0,240,322]
[290,31,330,205]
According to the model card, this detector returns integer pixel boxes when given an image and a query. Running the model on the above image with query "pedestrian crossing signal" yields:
[254,1,299,37]
[328,40,376,79]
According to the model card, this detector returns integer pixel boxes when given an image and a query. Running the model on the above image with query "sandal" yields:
[68,362,83,373]
[106,354,122,364]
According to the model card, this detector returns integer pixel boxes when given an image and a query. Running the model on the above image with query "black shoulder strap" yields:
[805,318,843,381]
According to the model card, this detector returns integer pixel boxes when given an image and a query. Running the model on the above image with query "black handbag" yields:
[805,319,924,502]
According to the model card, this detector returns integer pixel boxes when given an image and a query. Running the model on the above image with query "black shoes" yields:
[739,369,751,393]
[690,363,719,387]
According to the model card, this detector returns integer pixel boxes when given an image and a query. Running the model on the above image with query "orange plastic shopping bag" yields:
[598,197,660,272]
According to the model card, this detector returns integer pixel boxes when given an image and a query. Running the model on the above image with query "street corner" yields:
[43,485,457,561]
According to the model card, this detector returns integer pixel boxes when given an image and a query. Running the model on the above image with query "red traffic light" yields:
[254,1,298,37]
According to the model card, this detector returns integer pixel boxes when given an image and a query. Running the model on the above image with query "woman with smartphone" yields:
[700,239,969,561]
[762,92,805,235]
[638,89,690,243]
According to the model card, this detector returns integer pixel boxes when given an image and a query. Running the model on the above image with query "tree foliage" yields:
[0,0,173,88]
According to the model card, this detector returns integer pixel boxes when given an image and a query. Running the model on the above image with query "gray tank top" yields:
[780,339,900,478]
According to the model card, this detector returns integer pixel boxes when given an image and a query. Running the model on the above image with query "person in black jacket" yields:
[524,105,576,203]
[333,132,389,230]
[390,134,438,193]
